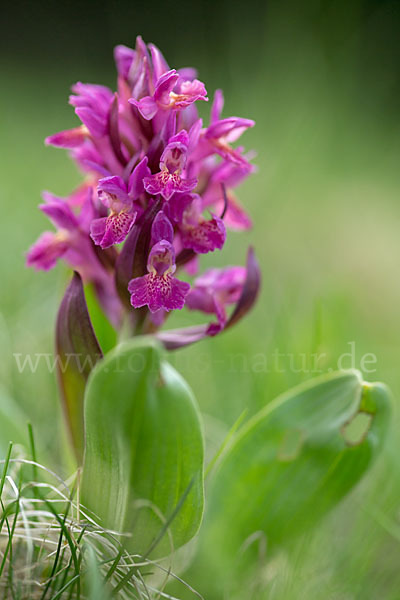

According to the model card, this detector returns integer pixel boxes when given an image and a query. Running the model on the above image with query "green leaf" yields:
[84,283,117,354]
[202,370,391,572]
[81,337,204,557]
[56,272,103,463]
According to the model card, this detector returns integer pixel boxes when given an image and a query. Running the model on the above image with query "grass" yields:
[0,443,201,599]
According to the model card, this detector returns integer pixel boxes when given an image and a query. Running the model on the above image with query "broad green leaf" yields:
[56,272,103,463]
[202,370,391,573]
[81,337,204,557]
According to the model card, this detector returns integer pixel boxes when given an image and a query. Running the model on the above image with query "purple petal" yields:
[75,107,107,138]
[185,264,245,328]
[160,146,186,174]
[131,58,151,101]
[143,172,168,197]
[175,176,198,196]
[144,172,197,201]
[108,93,127,166]
[97,176,129,209]
[184,255,199,276]
[40,197,79,231]
[157,174,197,201]
[165,277,191,310]
[151,211,174,245]
[149,43,170,81]
[188,119,203,151]
[97,175,127,197]
[89,218,108,247]
[173,79,208,108]
[128,238,191,312]
[128,156,151,198]
[210,158,255,188]
[147,240,176,275]
[154,70,180,104]
[129,96,158,120]
[179,104,201,132]
[168,130,190,147]
[128,274,151,309]
[181,216,226,254]
[164,193,194,223]
[177,67,198,81]
[206,117,255,142]
[114,44,135,79]
[156,325,209,350]
[78,190,97,232]
[128,272,190,313]
[185,286,217,315]
[42,183,92,209]
[70,82,113,111]
[70,142,111,177]
[211,89,224,123]
[159,130,190,173]
[198,265,247,293]
[26,232,68,271]
[161,111,178,142]
[90,211,136,249]
[45,126,88,148]
[128,36,150,87]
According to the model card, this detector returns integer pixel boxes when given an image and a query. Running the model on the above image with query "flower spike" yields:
[30,37,258,349]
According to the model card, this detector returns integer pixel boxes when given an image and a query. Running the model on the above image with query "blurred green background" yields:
[1,0,400,597]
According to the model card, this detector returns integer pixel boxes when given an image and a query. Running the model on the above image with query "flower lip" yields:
[128,239,190,313]
[90,211,136,249]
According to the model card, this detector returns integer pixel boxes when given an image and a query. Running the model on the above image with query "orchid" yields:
[17,34,394,600]
[178,193,226,253]
[27,35,259,346]
[27,191,96,276]
[143,130,198,200]
[186,265,246,328]
[90,156,151,248]
[193,89,255,169]
[129,69,208,120]
[128,211,190,312]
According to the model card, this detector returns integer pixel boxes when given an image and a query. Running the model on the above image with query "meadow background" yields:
[1,0,400,597]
